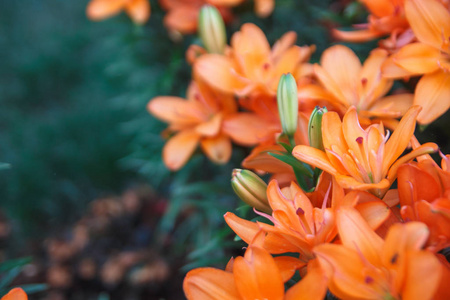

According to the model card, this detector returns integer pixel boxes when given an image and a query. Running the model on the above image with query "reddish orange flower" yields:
[397,153,450,252]
[160,0,236,34]
[184,241,327,300]
[382,0,450,124]
[194,23,315,97]
[147,80,237,170]
[300,45,413,126]
[292,106,438,198]
[334,0,409,42]
[1,288,27,300]
[225,180,337,260]
[314,207,443,300]
[86,0,150,24]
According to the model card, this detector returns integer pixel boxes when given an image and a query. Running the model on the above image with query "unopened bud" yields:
[231,169,271,214]
[198,5,226,54]
[308,106,327,150]
[277,73,298,136]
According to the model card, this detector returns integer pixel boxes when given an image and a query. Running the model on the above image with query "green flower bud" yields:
[277,73,299,136]
[308,106,328,150]
[198,5,226,54]
[231,169,271,214]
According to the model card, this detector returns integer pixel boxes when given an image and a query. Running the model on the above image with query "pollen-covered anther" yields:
[356,137,363,144]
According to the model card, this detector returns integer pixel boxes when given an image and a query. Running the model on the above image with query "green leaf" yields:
[268,152,313,178]
[278,142,294,153]
[0,267,22,291]
[0,257,32,272]
[20,284,48,294]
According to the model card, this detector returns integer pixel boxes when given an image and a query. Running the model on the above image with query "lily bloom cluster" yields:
[86,0,274,32]
[136,0,450,299]
[95,0,450,298]
[335,0,450,125]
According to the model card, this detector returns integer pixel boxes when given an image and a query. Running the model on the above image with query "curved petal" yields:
[314,244,381,299]
[222,113,277,146]
[231,23,270,58]
[337,207,383,265]
[86,0,126,21]
[195,113,222,136]
[271,31,297,60]
[391,43,442,74]
[200,135,232,164]
[125,0,150,24]
[381,55,417,79]
[292,146,337,175]
[273,256,306,283]
[405,0,450,50]
[254,0,275,17]
[147,96,200,125]
[319,45,362,105]
[366,93,414,118]
[285,259,328,300]
[355,201,391,230]
[233,246,284,300]
[1,288,28,300]
[402,251,442,300]
[183,268,239,300]
[335,175,390,191]
[414,71,450,124]
[332,28,384,42]
[163,130,200,170]
[224,212,260,246]
[163,5,198,33]
[383,105,421,171]
[194,55,248,94]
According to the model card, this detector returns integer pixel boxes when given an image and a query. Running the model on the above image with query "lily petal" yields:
[125,0,150,24]
[336,207,383,265]
[183,268,239,300]
[200,135,231,164]
[405,0,450,50]
[163,130,200,170]
[383,105,421,171]
[233,246,284,300]
[292,146,337,175]
[285,259,328,300]
[414,71,450,124]
[392,43,442,74]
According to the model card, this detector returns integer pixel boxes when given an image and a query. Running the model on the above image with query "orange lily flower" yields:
[194,23,315,97]
[225,180,337,260]
[300,45,414,126]
[1,288,28,300]
[397,153,450,252]
[159,0,236,34]
[314,207,443,300]
[382,0,450,124]
[184,240,327,300]
[333,0,410,46]
[292,106,438,198]
[86,0,150,24]
[147,80,237,170]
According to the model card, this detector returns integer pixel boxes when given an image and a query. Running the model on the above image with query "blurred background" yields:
[1,0,449,299]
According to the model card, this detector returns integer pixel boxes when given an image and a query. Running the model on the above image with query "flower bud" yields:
[308,106,327,150]
[198,5,226,54]
[231,169,271,214]
[277,73,298,136]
